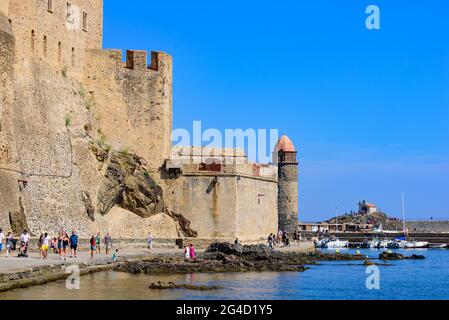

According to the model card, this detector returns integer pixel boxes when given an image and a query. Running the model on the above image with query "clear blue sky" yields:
[104,0,449,221]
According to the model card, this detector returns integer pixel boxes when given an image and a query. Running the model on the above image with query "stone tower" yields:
[275,135,299,236]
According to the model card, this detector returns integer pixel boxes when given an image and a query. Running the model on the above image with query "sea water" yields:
[1,248,448,300]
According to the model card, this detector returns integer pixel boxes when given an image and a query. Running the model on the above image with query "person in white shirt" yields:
[19,230,30,257]
[20,230,30,244]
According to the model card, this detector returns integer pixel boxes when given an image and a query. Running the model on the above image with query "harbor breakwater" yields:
[301,232,449,245]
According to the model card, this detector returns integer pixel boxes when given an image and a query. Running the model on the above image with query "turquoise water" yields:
[1,248,448,300]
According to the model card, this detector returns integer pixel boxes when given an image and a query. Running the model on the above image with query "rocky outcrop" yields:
[326,211,403,231]
[116,242,365,275]
[81,191,95,221]
[97,151,165,217]
[96,151,197,237]
[8,198,32,235]
[379,252,426,261]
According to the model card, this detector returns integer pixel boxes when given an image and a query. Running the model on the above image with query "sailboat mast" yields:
[402,193,407,238]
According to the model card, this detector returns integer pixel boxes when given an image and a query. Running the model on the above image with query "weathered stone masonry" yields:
[0,0,299,240]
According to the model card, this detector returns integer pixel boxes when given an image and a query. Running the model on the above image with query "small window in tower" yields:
[83,12,88,31]
[47,0,53,13]
[43,36,47,58]
[66,3,74,24]
[31,30,35,52]
[58,42,62,63]
[71,47,75,67]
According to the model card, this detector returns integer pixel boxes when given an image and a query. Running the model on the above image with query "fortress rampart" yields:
[0,0,298,241]
[7,0,103,79]
[84,48,172,168]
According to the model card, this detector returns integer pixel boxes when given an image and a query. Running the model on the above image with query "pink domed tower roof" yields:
[276,135,295,152]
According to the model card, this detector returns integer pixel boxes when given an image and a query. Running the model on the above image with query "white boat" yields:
[398,240,429,249]
[315,238,349,248]
[326,240,349,248]
[429,244,447,249]
[397,194,429,249]
[377,240,389,248]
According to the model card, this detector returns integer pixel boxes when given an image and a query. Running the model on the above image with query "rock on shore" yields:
[379,252,426,261]
[115,243,366,274]
[149,281,223,291]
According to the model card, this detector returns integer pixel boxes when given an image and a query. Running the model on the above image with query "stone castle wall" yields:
[165,159,278,241]
[0,0,285,241]
[8,0,103,79]
[0,0,177,238]
[84,49,172,169]
[0,11,17,230]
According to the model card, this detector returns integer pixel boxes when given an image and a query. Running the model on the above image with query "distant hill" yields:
[325,212,404,231]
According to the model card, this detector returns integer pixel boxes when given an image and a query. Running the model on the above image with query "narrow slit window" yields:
[66,3,74,24]
[83,12,88,31]
[58,42,62,63]
[31,30,35,52]
[71,47,75,67]
[43,36,47,57]
[47,0,53,13]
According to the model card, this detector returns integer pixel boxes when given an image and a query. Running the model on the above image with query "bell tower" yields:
[275,135,299,236]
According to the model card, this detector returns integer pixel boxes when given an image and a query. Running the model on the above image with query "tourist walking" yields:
[184,246,190,259]
[38,234,44,258]
[70,230,79,258]
[282,231,287,247]
[112,249,119,263]
[5,232,13,258]
[104,233,113,255]
[147,232,153,250]
[63,231,70,260]
[90,235,96,259]
[51,237,58,254]
[189,244,196,259]
[268,233,274,249]
[19,230,30,258]
[57,230,64,259]
[278,230,283,244]
[42,233,50,259]
[0,228,4,255]
[95,232,101,254]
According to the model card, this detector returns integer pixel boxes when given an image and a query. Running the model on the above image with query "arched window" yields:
[71,47,75,67]
[58,42,62,63]
[43,36,48,58]
[31,30,35,52]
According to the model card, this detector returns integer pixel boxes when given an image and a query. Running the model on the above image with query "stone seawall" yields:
[406,221,449,233]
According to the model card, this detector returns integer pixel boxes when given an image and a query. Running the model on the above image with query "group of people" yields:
[0,228,119,261]
[183,244,196,259]
[268,230,291,249]
[0,228,20,258]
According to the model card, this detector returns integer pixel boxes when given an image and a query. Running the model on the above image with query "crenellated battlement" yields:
[89,48,169,76]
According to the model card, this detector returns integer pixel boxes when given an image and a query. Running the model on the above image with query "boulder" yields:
[379,252,404,260]
[409,254,425,260]
[205,242,243,256]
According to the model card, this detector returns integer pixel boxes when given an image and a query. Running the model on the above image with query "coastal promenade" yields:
[0,248,179,273]
[0,242,315,292]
